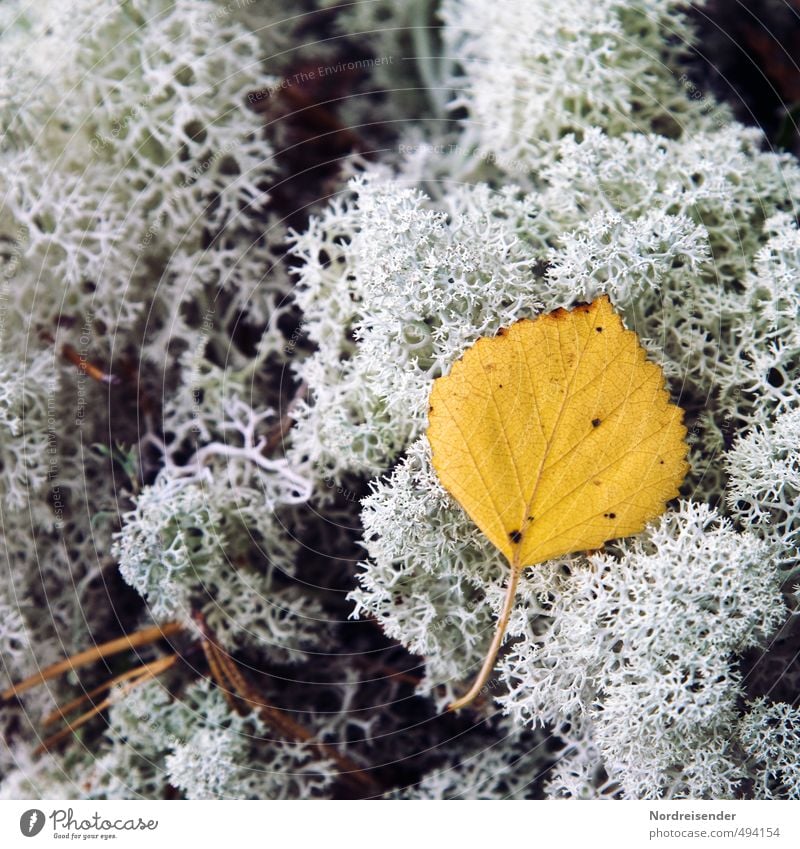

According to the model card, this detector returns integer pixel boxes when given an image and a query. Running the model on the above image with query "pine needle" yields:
[2,622,182,701]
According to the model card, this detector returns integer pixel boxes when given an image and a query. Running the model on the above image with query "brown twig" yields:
[34,654,178,755]
[41,655,177,728]
[60,343,120,385]
[192,612,380,796]
[278,86,365,152]
[263,380,308,455]
[39,331,120,385]
[198,633,241,716]
[1,622,183,702]
[367,665,422,689]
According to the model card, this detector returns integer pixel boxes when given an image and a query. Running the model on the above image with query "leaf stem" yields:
[448,564,521,712]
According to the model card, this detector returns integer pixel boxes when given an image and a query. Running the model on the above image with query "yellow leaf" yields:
[427,295,689,710]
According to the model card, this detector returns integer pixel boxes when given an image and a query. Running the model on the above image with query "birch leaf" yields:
[427,295,689,710]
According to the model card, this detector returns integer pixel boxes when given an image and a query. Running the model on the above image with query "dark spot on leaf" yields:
[659,458,664,465]
[498,383,503,388]
[509,529,523,544]
[592,418,601,427]
[593,479,602,486]
[527,515,534,522]
[608,512,616,519]
[596,326,603,332]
